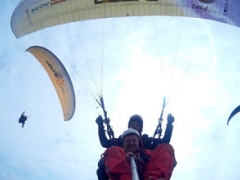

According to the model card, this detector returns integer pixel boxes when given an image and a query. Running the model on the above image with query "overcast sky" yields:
[1,0,240,180]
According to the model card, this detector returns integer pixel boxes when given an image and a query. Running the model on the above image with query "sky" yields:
[1,0,240,180]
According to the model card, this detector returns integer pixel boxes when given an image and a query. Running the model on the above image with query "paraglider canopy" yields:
[26,46,76,121]
[227,105,240,125]
[11,0,240,38]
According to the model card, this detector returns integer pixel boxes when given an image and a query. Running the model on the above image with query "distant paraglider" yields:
[19,111,28,128]
[26,46,75,121]
[227,105,240,125]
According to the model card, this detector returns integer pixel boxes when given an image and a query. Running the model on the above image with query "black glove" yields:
[96,115,104,126]
[167,113,174,125]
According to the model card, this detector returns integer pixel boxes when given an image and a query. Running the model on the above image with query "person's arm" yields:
[161,113,174,143]
[141,134,150,149]
[96,116,111,148]
[141,134,158,150]
[117,135,123,147]
[148,137,160,150]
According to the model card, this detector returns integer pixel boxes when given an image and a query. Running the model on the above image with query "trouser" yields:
[103,144,176,180]
[144,144,176,180]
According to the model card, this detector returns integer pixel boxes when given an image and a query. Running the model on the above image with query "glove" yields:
[167,113,174,125]
[96,115,104,126]
[105,118,110,124]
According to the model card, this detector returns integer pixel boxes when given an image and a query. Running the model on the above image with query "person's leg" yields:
[144,144,176,180]
[103,146,131,180]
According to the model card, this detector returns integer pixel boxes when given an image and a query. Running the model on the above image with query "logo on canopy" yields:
[51,0,66,5]
[199,0,215,3]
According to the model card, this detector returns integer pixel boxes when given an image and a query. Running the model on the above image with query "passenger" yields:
[103,128,176,180]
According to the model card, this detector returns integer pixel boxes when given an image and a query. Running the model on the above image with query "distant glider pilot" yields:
[19,111,28,128]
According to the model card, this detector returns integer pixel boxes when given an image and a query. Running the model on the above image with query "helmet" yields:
[121,128,140,141]
[128,114,143,133]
